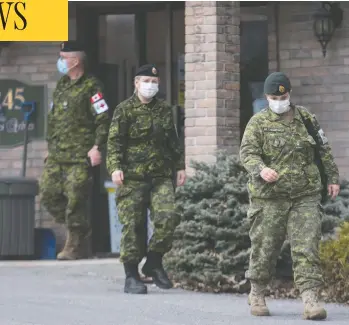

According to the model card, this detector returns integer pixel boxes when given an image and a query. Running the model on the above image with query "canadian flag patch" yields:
[91,93,108,114]
[90,92,103,103]
[92,99,108,114]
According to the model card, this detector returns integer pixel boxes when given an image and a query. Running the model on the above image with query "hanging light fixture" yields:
[313,2,343,57]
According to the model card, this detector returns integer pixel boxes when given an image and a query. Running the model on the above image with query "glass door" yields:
[98,14,138,116]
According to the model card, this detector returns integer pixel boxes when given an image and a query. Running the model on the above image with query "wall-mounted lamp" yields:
[313,2,343,57]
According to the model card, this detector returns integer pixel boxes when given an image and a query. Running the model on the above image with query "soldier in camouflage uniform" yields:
[107,64,186,294]
[39,41,110,260]
[240,72,340,320]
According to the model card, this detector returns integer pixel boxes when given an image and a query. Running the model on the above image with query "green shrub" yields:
[322,180,349,237]
[320,222,349,304]
[164,152,250,292]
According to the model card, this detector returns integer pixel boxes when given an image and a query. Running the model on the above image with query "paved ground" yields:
[0,259,348,325]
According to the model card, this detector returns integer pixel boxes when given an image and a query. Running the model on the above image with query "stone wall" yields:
[268,1,349,179]
[184,1,240,169]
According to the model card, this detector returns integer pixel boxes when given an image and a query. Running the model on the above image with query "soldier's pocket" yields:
[115,185,133,201]
[247,206,263,225]
[302,135,317,162]
[264,134,286,160]
[129,114,152,138]
[114,185,134,225]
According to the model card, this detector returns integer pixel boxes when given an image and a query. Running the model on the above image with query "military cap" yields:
[264,72,291,96]
[60,41,85,52]
[135,64,159,77]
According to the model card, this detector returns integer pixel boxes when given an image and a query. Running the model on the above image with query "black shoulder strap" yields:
[171,105,179,138]
[296,106,320,147]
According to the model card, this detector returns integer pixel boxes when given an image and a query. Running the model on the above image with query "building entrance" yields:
[240,5,269,138]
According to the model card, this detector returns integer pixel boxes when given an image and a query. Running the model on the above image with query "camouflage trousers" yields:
[246,194,324,293]
[39,158,92,233]
[116,177,179,263]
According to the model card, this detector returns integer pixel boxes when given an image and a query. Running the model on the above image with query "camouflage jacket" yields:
[106,95,185,179]
[47,74,110,163]
[240,105,339,199]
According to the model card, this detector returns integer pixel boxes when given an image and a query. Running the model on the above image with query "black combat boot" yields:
[123,263,148,294]
[141,251,173,289]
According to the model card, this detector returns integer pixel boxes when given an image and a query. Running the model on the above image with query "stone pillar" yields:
[184,1,240,170]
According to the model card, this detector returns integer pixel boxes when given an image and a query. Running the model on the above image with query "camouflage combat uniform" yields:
[240,105,339,314]
[107,94,184,264]
[40,74,109,259]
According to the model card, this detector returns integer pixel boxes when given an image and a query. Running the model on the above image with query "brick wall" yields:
[268,1,349,179]
[0,42,66,245]
[184,1,240,170]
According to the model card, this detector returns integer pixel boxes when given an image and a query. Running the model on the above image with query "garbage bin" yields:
[104,181,153,254]
[0,177,38,256]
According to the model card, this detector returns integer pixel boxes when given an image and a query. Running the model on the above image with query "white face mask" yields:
[138,82,159,99]
[268,98,290,114]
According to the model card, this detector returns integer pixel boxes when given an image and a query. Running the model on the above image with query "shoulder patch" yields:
[92,99,108,114]
[91,93,108,114]
[91,92,103,103]
[318,129,328,144]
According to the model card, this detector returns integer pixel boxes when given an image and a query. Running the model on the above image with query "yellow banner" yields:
[0,0,68,41]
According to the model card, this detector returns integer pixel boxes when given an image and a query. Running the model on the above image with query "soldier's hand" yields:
[176,170,186,187]
[112,170,124,185]
[328,184,340,200]
[88,146,102,166]
[260,167,279,183]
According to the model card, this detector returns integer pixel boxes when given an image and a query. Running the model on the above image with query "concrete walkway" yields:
[0,259,348,325]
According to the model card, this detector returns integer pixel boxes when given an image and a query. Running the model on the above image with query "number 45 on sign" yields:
[0,88,25,110]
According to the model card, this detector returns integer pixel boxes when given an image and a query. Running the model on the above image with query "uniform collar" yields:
[61,73,87,86]
[132,94,158,108]
[266,105,303,122]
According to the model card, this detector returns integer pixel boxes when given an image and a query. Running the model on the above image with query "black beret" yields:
[135,64,159,77]
[60,41,84,52]
[264,72,291,96]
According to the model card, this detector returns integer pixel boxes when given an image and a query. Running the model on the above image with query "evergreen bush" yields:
[320,222,349,304]
[164,151,250,292]
[322,180,349,237]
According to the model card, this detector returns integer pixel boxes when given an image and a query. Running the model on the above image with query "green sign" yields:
[0,79,46,147]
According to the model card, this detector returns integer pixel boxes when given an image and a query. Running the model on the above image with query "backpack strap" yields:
[296,105,328,202]
[171,105,179,138]
[296,106,320,148]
